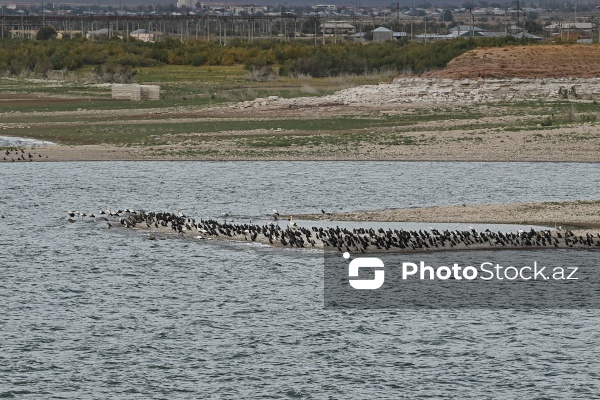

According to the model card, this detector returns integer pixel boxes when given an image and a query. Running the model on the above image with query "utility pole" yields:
[280,4,284,42]
[589,15,598,42]
[551,16,563,41]
[470,8,473,37]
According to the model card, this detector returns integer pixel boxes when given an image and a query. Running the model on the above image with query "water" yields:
[0,136,56,147]
[1,161,600,399]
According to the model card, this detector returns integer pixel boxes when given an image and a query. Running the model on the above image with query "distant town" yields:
[1,1,600,42]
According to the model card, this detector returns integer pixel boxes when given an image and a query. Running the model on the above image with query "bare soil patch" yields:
[424,45,600,79]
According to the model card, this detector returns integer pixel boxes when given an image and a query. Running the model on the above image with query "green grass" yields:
[0,97,226,117]
[5,98,591,147]
[0,116,401,145]
[0,64,400,119]
[3,71,600,151]
[0,110,494,145]
[135,65,248,84]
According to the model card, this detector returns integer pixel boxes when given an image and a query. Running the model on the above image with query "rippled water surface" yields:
[1,161,600,399]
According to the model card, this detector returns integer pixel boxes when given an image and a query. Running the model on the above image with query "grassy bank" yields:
[2,98,600,147]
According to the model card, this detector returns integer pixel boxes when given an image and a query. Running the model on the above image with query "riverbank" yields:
[2,76,600,162]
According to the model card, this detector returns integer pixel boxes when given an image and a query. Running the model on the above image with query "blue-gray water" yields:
[1,161,600,399]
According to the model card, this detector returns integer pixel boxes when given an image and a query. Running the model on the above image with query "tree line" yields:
[0,36,532,79]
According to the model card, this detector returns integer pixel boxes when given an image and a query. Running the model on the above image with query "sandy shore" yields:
[296,200,600,232]
[4,126,600,163]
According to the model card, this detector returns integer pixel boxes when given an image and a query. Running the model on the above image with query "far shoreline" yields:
[3,143,600,164]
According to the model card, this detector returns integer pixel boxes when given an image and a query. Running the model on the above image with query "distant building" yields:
[513,32,543,41]
[320,21,355,35]
[232,5,267,15]
[177,0,195,8]
[130,28,155,42]
[545,22,592,42]
[86,28,110,39]
[414,33,451,41]
[373,26,393,42]
[4,3,33,10]
[449,25,484,36]
[351,32,366,42]
[315,5,336,12]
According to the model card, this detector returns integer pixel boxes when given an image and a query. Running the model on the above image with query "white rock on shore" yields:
[229,77,600,110]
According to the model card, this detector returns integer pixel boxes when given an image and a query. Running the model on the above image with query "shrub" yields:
[36,26,57,41]
[92,63,137,83]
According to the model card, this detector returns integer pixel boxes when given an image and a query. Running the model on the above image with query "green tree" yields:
[36,26,57,41]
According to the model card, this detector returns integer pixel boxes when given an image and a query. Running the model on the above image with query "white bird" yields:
[272,209,280,216]
[219,212,230,222]
[289,216,298,229]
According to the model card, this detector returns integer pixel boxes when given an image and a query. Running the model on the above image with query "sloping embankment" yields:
[424,45,600,79]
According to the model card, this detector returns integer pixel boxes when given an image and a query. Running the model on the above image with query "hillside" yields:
[425,45,600,79]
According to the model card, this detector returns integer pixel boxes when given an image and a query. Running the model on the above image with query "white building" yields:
[373,26,393,42]
[315,5,336,12]
[177,0,195,8]
[321,21,356,35]
[130,29,155,42]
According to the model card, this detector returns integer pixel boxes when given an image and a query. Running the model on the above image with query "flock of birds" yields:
[68,208,600,252]
[2,147,48,162]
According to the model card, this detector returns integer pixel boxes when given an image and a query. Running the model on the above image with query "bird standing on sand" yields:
[289,216,298,229]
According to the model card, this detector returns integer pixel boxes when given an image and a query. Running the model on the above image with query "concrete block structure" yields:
[112,84,160,101]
